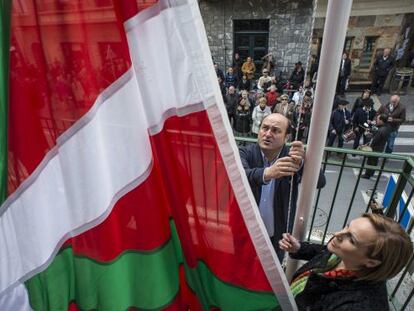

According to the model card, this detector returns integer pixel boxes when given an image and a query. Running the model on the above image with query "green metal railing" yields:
[235,136,414,311]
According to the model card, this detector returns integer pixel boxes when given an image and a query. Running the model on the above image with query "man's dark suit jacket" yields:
[239,143,326,260]
[339,58,351,77]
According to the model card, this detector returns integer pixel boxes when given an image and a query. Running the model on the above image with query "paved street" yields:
[307,123,414,241]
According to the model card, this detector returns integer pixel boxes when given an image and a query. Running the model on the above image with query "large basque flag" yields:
[0,1,296,310]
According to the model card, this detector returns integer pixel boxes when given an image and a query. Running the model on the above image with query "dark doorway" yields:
[234,19,269,76]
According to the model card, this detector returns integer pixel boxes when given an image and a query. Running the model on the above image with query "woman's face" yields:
[362,91,370,99]
[327,217,380,270]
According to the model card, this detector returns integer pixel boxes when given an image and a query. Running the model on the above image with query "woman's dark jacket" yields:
[352,107,376,128]
[290,243,389,311]
[351,97,374,116]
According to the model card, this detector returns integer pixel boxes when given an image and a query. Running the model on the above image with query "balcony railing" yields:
[235,136,414,311]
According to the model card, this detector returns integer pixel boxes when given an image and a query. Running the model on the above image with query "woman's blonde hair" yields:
[358,213,412,282]
[259,97,267,105]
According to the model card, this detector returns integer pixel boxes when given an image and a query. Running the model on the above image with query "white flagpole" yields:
[286,0,353,279]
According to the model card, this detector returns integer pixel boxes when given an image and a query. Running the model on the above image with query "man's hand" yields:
[263,156,301,182]
[279,233,301,253]
[289,141,305,164]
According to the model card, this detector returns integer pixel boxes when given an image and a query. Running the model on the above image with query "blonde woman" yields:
[251,97,271,137]
[280,213,413,311]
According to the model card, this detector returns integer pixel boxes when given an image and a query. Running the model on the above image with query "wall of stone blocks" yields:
[199,0,313,76]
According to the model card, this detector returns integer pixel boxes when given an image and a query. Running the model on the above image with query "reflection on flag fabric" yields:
[0,1,295,310]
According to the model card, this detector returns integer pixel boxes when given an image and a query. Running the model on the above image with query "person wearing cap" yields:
[257,69,272,91]
[328,99,351,149]
[289,62,305,90]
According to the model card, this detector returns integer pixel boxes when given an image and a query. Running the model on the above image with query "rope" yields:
[283,0,319,269]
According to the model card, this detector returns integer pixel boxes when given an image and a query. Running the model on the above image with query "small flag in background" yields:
[0,1,295,310]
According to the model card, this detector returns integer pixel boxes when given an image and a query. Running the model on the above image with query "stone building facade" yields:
[312,0,414,85]
[199,0,313,77]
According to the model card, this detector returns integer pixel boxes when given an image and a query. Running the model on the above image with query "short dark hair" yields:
[378,113,388,123]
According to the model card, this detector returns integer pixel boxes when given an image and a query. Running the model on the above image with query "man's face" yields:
[258,114,288,154]
[384,49,390,57]
[376,115,384,126]
[247,57,252,63]
[228,86,235,94]
[390,95,400,107]
[263,70,268,76]
[228,67,233,74]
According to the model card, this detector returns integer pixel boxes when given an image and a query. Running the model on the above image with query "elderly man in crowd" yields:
[239,113,326,260]
[376,94,406,153]
[371,48,394,96]
[257,69,272,91]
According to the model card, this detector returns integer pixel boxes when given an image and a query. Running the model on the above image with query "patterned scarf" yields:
[290,254,356,298]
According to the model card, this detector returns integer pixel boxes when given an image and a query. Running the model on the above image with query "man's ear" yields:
[365,259,381,269]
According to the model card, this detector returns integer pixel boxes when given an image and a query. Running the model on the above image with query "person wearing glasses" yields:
[279,213,412,311]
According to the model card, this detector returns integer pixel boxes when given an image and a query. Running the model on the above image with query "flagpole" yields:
[286,0,353,279]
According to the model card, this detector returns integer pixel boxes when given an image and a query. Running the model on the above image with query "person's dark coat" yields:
[290,69,305,89]
[238,78,251,91]
[234,106,251,133]
[224,93,239,116]
[352,107,376,129]
[329,108,351,134]
[225,73,238,88]
[239,144,326,260]
[290,243,389,311]
[377,103,406,132]
[215,68,225,81]
[339,58,351,78]
[351,97,374,116]
[373,56,394,77]
[370,124,393,152]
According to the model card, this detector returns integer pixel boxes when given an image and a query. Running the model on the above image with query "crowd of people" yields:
[218,50,406,163]
[218,53,317,143]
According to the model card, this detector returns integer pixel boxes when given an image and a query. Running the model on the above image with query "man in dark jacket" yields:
[376,94,406,153]
[362,114,393,179]
[224,86,238,126]
[337,52,351,95]
[371,48,394,95]
[327,99,351,148]
[239,113,326,260]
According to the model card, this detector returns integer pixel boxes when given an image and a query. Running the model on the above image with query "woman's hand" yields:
[279,233,301,253]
